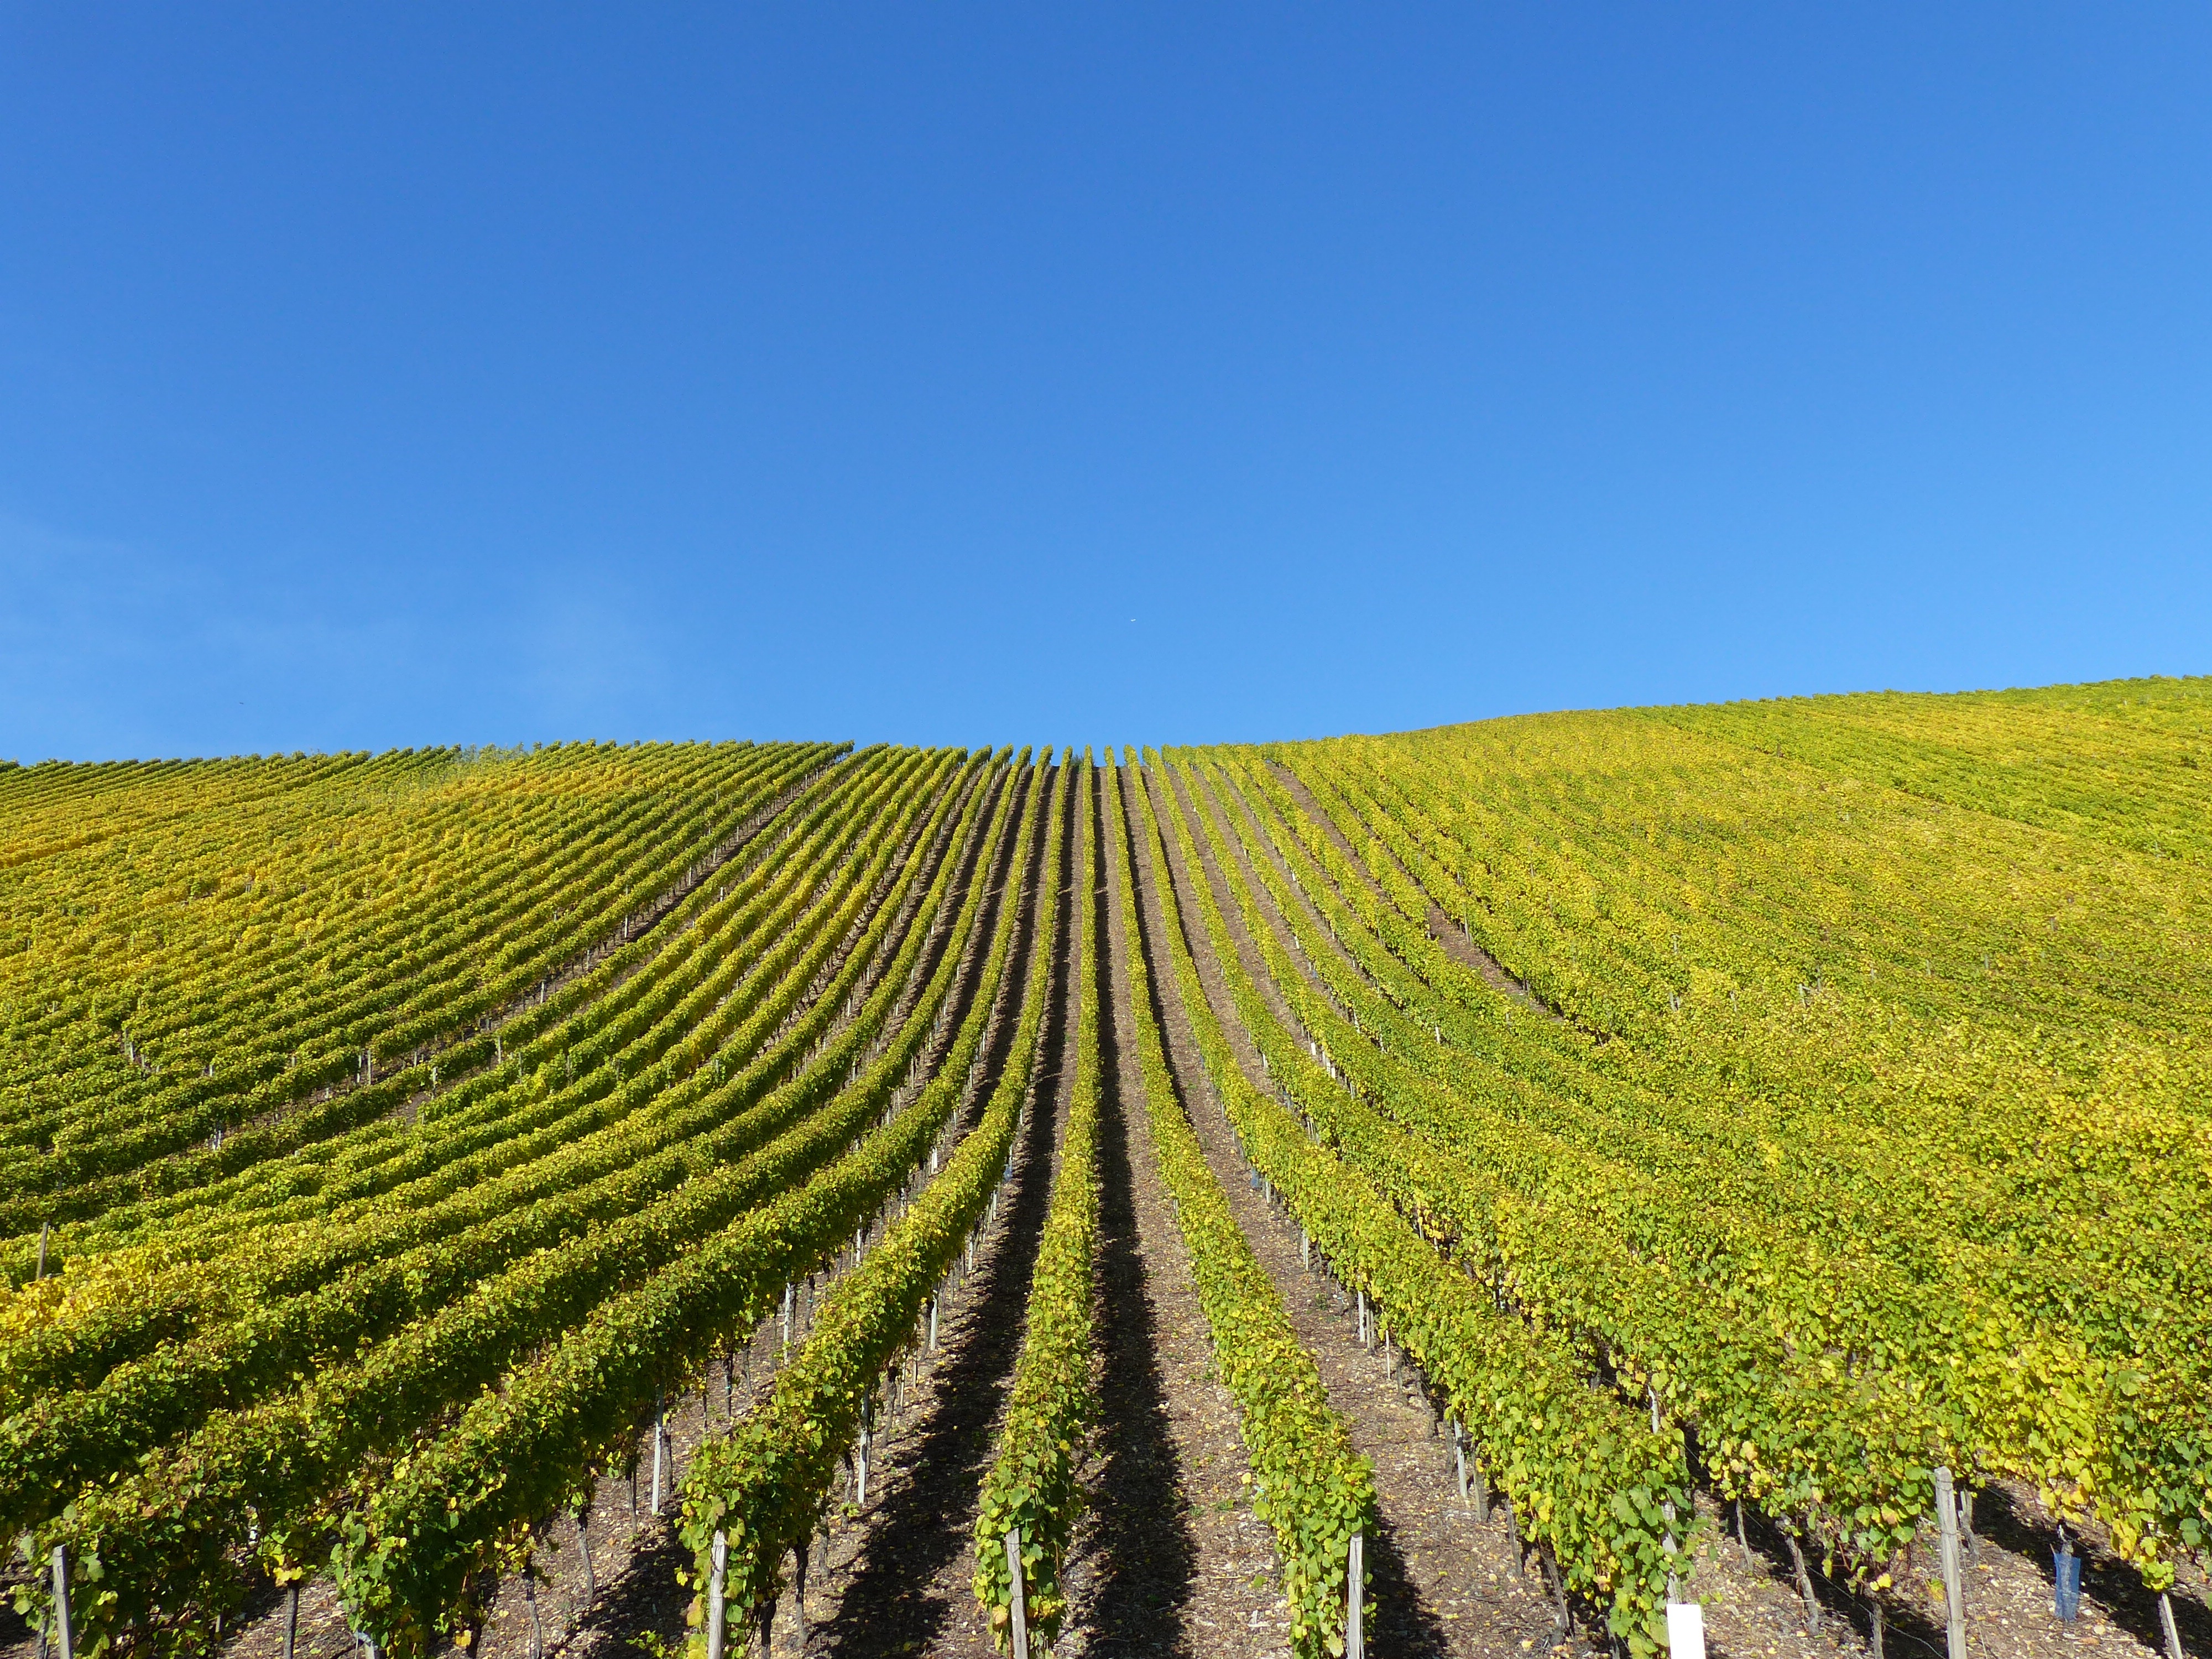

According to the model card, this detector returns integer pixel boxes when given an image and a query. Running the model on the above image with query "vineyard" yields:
[2,682,2208,1659]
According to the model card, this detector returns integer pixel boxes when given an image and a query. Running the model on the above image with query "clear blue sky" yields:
[3,5,2208,759]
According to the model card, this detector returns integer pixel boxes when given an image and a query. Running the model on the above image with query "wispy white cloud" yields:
[0,513,733,758]
[0,513,459,759]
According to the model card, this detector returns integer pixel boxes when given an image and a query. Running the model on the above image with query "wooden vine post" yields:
[1003,1528,1029,1659]
[651,1394,667,1514]
[50,1545,74,1659]
[1933,1466,1966,1659]
[704,1531,728,1659]
[1345,1531,1365,1659]
[1783,1532,1820,1633]
[857,1399,873,1507]
[1651,1388,1707,1657]
[521,1563,545,1659]
[1650,1389,1680,1599]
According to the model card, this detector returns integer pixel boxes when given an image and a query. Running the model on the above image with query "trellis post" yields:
[2158,1592,2184,1659]
[522,1564,545,1659]
[1934,1466,1966,1659]
[705,1531,728,1659]
[651,1394,667,1514]
[1004,1528,1030,1659]
[576,1503,596,1603]
[1345,1532,1364,1659]
[50,1545,73,1659]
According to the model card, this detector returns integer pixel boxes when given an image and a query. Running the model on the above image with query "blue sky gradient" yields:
[4,4,2208,759]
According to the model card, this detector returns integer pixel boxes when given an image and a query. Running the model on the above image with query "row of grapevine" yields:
[11,744,826,1158]
[11,744,925,1294]
[1109,753,1378,1659]
[2,741,841,1237]
[3,745,687,1142]
[1292,724,2209,1265]
[971,754,1101,1647]
[1657,685,2212,867]
[327,753,1049,1658]
[1190,745,1945,1579]
[7,749,1009,1652]
[675,748,1070,1652]
[1134,750,1686,1653]
[0,748,972,1548]
[1284,731,2212,1582]
[8,744,921,1307]
[4,686,2206,1659]
[1260,705,2211,1608]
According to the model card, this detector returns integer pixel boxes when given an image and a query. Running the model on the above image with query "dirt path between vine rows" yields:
[1052,763,1285,1657]
[789,763,1076,1659]
[1124,759,1565,1658]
